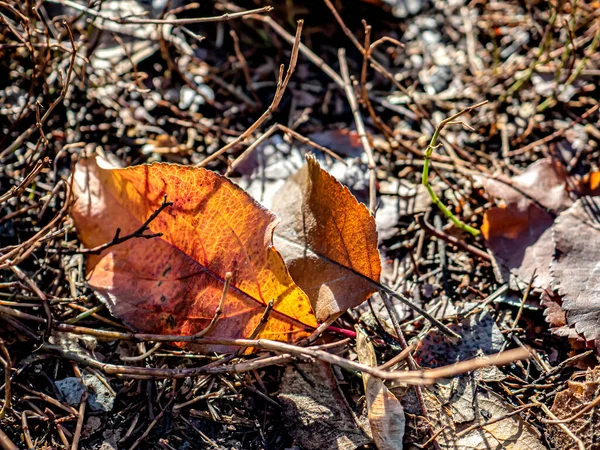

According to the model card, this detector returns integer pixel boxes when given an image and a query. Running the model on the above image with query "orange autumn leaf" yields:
[272,155,381,322]
[577,170,600,196]
[71,157,317,352]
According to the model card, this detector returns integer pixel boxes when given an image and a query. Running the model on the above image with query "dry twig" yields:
[197,20,304,167]
[338,48,377,214]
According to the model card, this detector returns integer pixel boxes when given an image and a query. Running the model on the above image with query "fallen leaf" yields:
[577,170,600,197]
[482,162,600,341]
[71,157,317,352]
[278,361,371,450]
[550,196,600,342]
[480,159,573,290]
[271,155,381,321]
[307,129,364,158]
[356,328,405,450]
[421,374,545,450]
[81,371,115,412]
[548,366,600,450]
[540,291,582,339]
[231,135,415,243]
[407,313,544,450]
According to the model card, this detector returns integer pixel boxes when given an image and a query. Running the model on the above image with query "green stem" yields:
[422,102,487,237]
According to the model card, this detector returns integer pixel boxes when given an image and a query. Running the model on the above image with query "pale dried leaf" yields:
[548,366,600,450]
[540,291,582,339]
[550,196,600,341]
[278,362,371,450]
[422,375,545,450]
[481,159,572,212]
[356,329,405,450]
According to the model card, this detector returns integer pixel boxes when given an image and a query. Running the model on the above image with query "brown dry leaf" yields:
[540,291,582,339]
[356,328,405,450]
[278,361,371,450]
[272,154,381,321]
[71,157,317,352]
[422,375,545,450]
[550,196,600,341]
[307,129,364,158]
[480,159,573,290]
[548,366,600,450]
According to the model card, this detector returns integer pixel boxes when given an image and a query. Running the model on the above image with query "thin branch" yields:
[359,21,395,138]
[415,214,491,261]
[0,428,18,450]
[9,264,53,334]
[1,21,76,158]
[0,157,49,204]
[510,103,599,156]
[47,0,273,26]
[542,391,600,424]
[70,391,87,450]
[235,299,276,356]
[193,272,231,338]
[322,0,402,140]
[128,391,176,450]
[41,323,529,383]
[41,337,526,384]
[252,15,344,88]
[230,29,261,106]
[379,292,437,446]
[69,195,173,255]
[380,286,461,340]
[377,344,415,370]
[455,403,538,438]
[120,342,163,362]
[535,401,585,450]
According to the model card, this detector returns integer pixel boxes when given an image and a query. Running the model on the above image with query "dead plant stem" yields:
[0,340,11,419]
[0,21,76,158]
[193,272,231,338]
[42,324,529,384]
[338,48,377,214]
[197,20,304,167]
